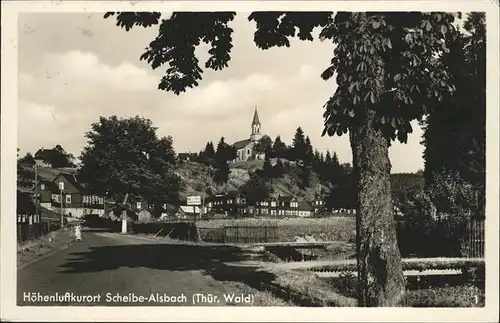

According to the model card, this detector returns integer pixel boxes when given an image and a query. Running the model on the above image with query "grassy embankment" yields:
[17,227,75,269]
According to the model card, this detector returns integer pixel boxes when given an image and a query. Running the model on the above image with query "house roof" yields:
[278,195,297,202]
[298,201,313,211]
[212,190,240,199]
[53,172,87,193]
[233,139,252,150]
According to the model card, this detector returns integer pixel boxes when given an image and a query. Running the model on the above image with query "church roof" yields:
[252,108,260,125]
[233,138,251,150]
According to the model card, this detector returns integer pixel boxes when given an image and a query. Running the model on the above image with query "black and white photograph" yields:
[1,1,499,322]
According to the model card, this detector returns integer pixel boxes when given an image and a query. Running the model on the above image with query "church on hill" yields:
[232,108,266,163]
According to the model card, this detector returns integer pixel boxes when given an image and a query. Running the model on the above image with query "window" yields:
[40,183,45,190]
[271,202,276,207]
[66,194,72,204]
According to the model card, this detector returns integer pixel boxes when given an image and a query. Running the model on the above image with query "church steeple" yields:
[252,107,260,126]
[250,107,262,142]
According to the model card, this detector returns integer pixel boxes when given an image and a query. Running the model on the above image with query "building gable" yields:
[52,173,85,194]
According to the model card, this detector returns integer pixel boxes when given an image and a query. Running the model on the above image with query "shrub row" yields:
[308,258,485,273]
[396,219,484,258]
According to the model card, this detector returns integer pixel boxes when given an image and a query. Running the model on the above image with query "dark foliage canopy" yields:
[78,116,181,205]
[105,11,459,143]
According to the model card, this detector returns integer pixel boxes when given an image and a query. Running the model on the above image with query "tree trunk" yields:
[349,110,405,307]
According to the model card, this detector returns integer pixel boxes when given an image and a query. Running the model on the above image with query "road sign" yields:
[187,195,201,206]
[59,182,64,191]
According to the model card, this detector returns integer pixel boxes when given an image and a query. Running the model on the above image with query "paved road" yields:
[17,229,255,306]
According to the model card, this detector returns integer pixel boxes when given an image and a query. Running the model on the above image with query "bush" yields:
[426,170,479,218]
[402,285,484,307]
[395,173,483,258]
[329,272,358,298]
[323,268,484,307]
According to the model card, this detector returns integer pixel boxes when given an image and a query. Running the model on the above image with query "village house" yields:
[232,108,266,163]
[277,196,299,217]
[255,199,270,216]
[312,195,327,214]
[253,195,300,217]
[210,191,247,216]
[297,201,314,217]
[50,173,105,218]
[37,180,58,209]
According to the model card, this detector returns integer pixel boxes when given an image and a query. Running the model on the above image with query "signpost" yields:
[187,195,202,223]
[187,195,202,242]
[187,196,201,206]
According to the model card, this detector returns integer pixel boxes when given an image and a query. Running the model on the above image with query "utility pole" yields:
[59,181,64,227]
[200,167,212,221]
[34,163,39,217]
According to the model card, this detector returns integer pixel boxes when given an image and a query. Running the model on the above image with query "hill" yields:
[176,160,330,202]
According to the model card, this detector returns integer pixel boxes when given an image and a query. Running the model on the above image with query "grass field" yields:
[196,217,356,243]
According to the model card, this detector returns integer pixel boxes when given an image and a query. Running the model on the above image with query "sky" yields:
[18,12,426,173]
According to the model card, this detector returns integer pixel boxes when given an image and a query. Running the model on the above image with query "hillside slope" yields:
[175,160,330,202]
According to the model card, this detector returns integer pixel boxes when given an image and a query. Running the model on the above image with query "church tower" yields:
[250,107,262,142]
